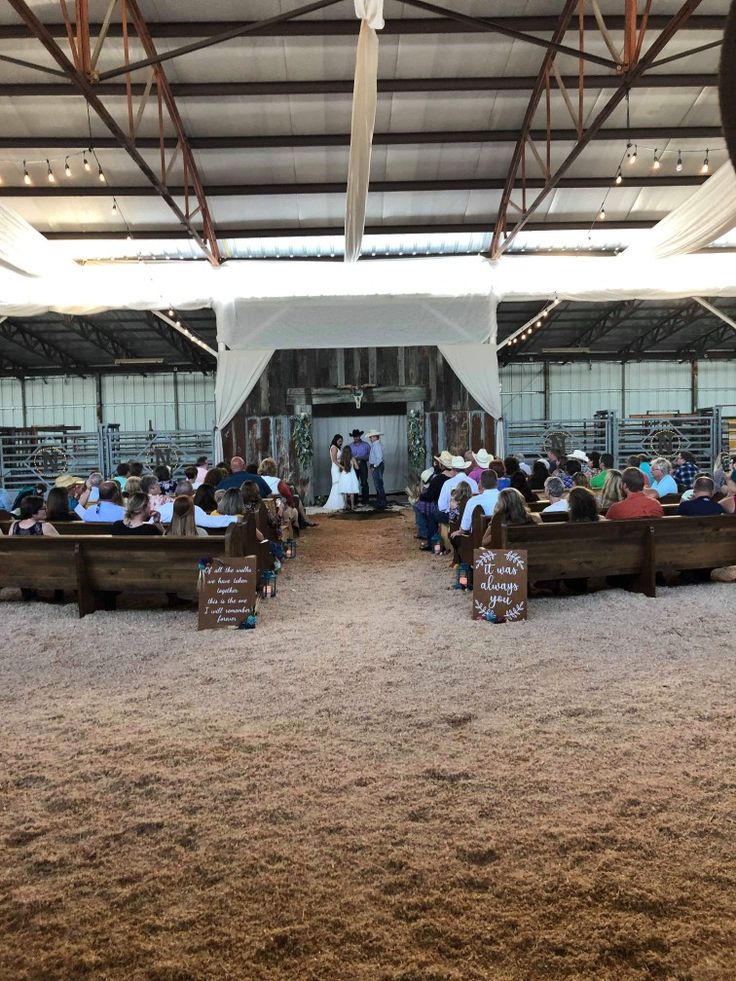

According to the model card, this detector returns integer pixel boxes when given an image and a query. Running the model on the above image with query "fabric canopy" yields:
[214,348,274,457]
[344,0,384,263]
[438,343,501,419]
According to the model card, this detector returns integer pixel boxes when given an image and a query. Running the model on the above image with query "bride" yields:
[322,434,345,512]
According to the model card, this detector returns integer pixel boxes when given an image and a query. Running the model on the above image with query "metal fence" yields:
[505,409,726,468]
[0,425,216,490]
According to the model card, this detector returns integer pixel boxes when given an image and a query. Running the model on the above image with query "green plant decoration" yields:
[407,409,426,474]
[292,412,314,473]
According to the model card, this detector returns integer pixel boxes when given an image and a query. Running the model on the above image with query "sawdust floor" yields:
[1,511,735,980]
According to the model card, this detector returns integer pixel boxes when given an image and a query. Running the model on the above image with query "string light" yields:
[112,199,117,213]
[615,168,623,185]
[652,151,660,170]
[83,154,90,172]
[46,159,55,183]
[598,205,606,220]
[23,161,31,185]
[701,150,710,175]
[98,165,106,183]
[168,307,175,317]
[628,144,637,165]
[64,157,71,178]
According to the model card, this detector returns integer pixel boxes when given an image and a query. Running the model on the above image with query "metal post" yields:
[690,359,698,413]
[20,378,27,427]
[95,373,103,424]
[608,410,619,464]
[543,362,550,419]
[173,368,180,430]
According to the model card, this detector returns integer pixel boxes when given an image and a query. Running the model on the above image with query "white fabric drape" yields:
[495,419,505,459]
[622,161,736,261]
[214,348,274,458]
[0,203,77,278]
[344,1,384,263]
[439,343,502,419]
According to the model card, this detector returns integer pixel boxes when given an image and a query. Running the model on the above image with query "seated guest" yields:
[9,496,59,536]
[156,481,240,528]
[240,482,269,544]
[195,455,209,485]
[598,469,624,511]
[515,453,532,476]
[168,495,208,536]
[113,462,131,489]
[111,493,164,536]
[672,450,699,490]
[184,465,201,488]
[482,489,541,545]
[546,448,563,473]
[568,486,605,522]
[468,447,493,484]
[572,472,591,489]
[589,453,614,490]
[488,458,509,489]
[588,451,601,476]
[258,458,299,515]
[451,469,500,540]
[218,487,245,517]
[638,454,653,483]
[606,467,664,520]
[79,471,104,505]
[678,476,726,516]
[155,465,176,496]
[448,481,473,524]
[504,456,536,502]
[123,476,142,498]
[46,486,80,522]
[141,474,169,509]
[129,461,144,478]
[626,454,650,487]
[416,452,453,545]
[529,459,549,491]
[647,457,678,498]
[217,456,272,498]
[560,458,581,489]
[542,476,568,512]
[243,481,283,543]
[193,483,218,514]
[53,474,85,513]
[75,481,125,522]
[430,456,478,541]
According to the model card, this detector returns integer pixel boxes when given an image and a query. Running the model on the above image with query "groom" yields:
[348,428,371,506]
[366,429,387,510]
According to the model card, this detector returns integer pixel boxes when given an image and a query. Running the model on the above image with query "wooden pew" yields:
[0,518,260,617]
[481,513,736,597]
[0,519,227,536]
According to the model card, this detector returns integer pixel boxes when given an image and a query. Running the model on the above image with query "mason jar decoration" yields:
[284,538,297,559]
[260,569,277,599]
[431,533,443,556]
[455,563,471,590]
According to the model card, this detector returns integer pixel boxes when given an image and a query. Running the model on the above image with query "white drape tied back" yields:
[214,348,274,459]
[344,0,384,263]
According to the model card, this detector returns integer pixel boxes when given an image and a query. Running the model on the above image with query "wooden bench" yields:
[477,513,736,597]
[0,519,260,617]
[0,519,230,536]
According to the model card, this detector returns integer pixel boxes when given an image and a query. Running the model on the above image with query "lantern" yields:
[455,563,471,590]
[260,569,277,599]
[284,538,297,559]
[431,533,443,556]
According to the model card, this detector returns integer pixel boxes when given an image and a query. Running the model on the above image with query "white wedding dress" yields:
[322,449,345,512]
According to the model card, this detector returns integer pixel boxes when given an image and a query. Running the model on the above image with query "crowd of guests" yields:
[1,455,317,547]
[414,445,736,552]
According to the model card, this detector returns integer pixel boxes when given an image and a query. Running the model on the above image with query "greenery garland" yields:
[407,409,426,473]
[291,412,314,472]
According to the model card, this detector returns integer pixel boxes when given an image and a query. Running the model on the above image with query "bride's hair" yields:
[330,434,343,448]
[339,445,353,470]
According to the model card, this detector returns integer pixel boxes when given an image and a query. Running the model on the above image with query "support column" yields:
[543,363,550,419]
[95,374,103,424]
[173,368,180,429]
[20,378,27,428]
[691,359,699,413]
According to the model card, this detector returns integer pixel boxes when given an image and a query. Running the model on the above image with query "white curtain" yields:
[345,1,384,263]
[622,161,736,261]
[495,419,505,459]
[439,343,502,419]
[214,348,274,458]
[0,203,77,278]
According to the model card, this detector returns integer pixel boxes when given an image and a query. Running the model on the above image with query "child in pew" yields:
[111,493,164,536]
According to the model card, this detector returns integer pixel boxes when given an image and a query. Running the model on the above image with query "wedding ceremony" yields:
[2,1,736,979]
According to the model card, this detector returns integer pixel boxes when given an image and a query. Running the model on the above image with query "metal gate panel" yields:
[0,428,105,490]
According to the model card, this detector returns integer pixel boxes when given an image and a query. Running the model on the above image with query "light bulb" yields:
[83,155,90,172]
[676,151,683,173]
[615,169,623,185]
[701,151,709,175]
[175,319,182,328]
[536,320,542,327]
[168,307,175,317]
[629,145,637,164]
[47,161,55,183]
[599,207,606,220]
[64,158,71,177]
[652,151,660,170]
[98,167,106,183]
[112,200,117,213]
[126,233,133,241]
[23,162,31,185]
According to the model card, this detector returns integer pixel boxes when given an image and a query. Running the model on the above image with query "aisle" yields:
[2,516,736,979]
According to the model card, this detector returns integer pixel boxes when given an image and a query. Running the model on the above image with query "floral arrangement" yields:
[291,412,313,473]
[407,409,426,474]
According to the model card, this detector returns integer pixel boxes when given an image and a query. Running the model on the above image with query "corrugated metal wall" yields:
[0,363,732,430]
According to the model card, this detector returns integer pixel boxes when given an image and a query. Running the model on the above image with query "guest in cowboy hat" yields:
[366,430,387,510]
[348,427,371,506]
[415,451,453,543]
[421,455,478,551]
[468,447,494,483]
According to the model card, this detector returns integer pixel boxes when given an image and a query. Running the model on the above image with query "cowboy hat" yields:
[472,448,493,468]
[568,449,589,463]
[420,467,434,483]
[450,455,471,470]
[433,450,454,469]
[364,429,383,438]
[349,428,364,437]
[54,474,84,489]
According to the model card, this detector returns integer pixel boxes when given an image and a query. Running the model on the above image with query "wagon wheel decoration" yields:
[30,443,68,479]
[145,441,180,473]
[542,430,572,458]
[644,427,684,459]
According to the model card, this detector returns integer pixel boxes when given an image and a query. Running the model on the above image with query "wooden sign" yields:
[198,556,258,630]
[472,548,528,622]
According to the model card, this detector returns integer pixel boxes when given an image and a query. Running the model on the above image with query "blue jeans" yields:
[371,462,387,508]
[426,505,449,541]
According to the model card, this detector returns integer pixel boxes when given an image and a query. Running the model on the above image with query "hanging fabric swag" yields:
[214,348,274,458]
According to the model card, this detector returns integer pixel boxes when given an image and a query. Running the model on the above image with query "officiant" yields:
[348,428,371,506]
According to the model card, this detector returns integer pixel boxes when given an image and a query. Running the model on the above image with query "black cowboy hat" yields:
[349,428,364,437]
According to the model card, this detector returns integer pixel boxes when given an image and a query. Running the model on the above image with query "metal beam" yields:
[677,322,736,360]
[493,0,707,257]
[5,0,218,262]
[0,125,724,151]
[0,175,708,197]
[145,313,213,373]
[616,300,709,358]
[0,73,718,99]
[502,350,736,363]
[565,300,647,348]
[693,296,736,331]
[0,15,724,40]
[63,315,140,360]
[0,320,91,375]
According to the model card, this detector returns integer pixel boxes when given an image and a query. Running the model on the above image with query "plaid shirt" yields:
[672,461,699,490]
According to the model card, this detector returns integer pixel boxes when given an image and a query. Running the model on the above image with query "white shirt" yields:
[543,498,569,512]
[155,500,239,527]
[650,474,677,497]
[75,500,125,522]
[369,440,384,467]
[460,488,499,532]
[260,474,281,495]
[438,472,479,513]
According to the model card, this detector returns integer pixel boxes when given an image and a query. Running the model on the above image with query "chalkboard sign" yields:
[198,556,258,630]
[472,548,528,622]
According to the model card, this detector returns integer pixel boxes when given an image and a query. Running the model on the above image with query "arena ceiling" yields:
[0,0,733,373]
